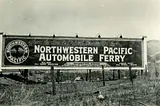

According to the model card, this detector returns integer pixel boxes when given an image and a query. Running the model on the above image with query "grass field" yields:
[1,77,160,106]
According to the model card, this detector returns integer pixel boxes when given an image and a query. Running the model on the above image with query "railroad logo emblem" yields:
[5,40,29,64]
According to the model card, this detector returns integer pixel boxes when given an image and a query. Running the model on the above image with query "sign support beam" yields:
[51,66,56,95]
[102,65,105,86]
[118,70,121,79]
[142,36,148,72]
[89,69,91,82]
[0,33,3,72]
[86,70,88,81]
[56,69,60,84]
[113,70,115,80]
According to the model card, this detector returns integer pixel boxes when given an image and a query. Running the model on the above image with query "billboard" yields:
[2,35,144,69]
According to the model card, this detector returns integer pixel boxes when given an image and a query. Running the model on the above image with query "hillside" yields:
[147,40,160,62]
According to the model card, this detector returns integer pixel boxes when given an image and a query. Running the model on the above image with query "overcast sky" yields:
[0,0,160,40]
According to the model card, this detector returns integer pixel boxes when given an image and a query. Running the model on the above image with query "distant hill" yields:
[147,40,160,62]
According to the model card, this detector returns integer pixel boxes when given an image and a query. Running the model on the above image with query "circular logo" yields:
[5,40,29,64]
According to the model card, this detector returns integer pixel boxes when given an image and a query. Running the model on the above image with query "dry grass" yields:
[1,78,160,106]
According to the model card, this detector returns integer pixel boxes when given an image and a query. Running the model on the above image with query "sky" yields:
[0,0,160,40]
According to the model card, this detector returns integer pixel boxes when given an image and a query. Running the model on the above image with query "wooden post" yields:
[86,70,88,81]
[102,65,105,86]
[89,69,91,82]
[118,70,121,79]
[129,65,133,83]
[113,70,115,80]
[144,65,148,79]
[141,70,143,78]
[51,66,56,95]
[22,69,28,84]
[0,33,3,72]
[154,61,159,78]
[56,69,60,84]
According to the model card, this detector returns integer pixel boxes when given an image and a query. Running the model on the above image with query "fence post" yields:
[51,66,56,95]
